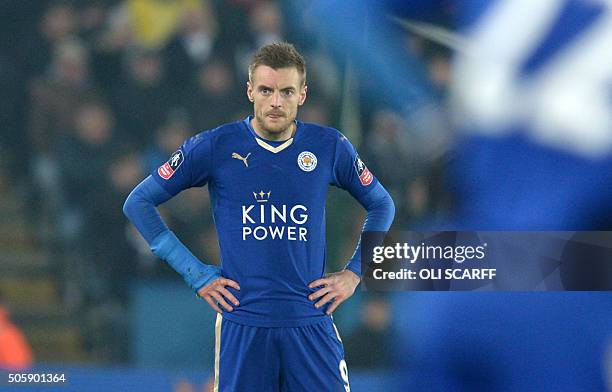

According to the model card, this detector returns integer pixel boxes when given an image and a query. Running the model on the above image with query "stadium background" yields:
[5,1,612,391]
[0,1,451,390]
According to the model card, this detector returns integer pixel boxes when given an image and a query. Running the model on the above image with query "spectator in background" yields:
[345,295,392,370]
[28,39,99,154]
[184,57,245,130]
[300,50,341,106]
[90,2,135,95]
[163,1,218,91]
[126,0,207,50]
[54,100,118,311]
[0,291,33,371]
[76,1,110,44]
[112,49,171,145]
[248,1,284,48]
[27,38,100,231]
[0,52,28,184]
[397,162,448,228]
[234,1,286,78]
[0,1,45,185]
[212,0,250,56]
[402,176,431,228]
[21,3,78,79]
[100,150,143,301]
[364,110,413,203]
[299,100,332,125]
[55,100,117,242]
[143,109,192,173]
[80,148,142,363]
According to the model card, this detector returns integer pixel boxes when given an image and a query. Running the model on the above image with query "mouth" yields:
[266,113,285,119]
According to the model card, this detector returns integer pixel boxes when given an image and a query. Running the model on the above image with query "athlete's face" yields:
[247,65,307,140]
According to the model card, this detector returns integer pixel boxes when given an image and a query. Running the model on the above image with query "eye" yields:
[260,88,272,95]
[282,90,294,97]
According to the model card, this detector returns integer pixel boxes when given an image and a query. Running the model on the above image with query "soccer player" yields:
[123,42,395,391]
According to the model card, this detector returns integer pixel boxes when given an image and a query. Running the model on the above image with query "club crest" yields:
[297,151,317,172]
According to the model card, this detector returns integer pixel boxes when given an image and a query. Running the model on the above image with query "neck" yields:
[251,118,295,141]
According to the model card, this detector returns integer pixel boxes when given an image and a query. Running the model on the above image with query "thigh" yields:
[279,318,350,392]
[215,315,280,392]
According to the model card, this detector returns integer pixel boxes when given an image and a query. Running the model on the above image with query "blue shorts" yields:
[213,315,350,392]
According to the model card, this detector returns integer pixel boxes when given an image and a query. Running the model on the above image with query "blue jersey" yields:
[151,117,378,327]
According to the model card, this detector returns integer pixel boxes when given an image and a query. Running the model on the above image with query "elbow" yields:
[383,188,396,225]
[123,191,136,221]
[388,192,396,219]
[364,184,396,230]
[123,178,152,221]
[372,184,395,227]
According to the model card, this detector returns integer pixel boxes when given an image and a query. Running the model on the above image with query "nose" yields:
[270,91,281,108]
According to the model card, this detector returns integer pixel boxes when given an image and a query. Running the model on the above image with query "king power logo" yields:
[241,191,308,241]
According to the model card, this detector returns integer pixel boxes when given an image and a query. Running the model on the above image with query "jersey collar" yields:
[243,116,300,154]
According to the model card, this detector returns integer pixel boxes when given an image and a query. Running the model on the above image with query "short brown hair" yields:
[248,42,306,85]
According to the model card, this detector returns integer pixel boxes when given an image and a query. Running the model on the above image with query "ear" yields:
[247,81,254,102]
[298,84,308,106]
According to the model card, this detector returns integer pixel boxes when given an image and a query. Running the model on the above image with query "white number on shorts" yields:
[339,359,350,392]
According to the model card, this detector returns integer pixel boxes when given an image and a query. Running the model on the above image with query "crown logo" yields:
[253,191,271,202]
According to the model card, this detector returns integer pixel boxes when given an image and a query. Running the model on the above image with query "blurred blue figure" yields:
[311,0,612,227]
[312,0,612,390]
[392,292,612,391]
[448,0,612,230]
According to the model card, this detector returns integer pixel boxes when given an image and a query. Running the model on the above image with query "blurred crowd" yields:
[0,0,450,364]
[0,290,33,370]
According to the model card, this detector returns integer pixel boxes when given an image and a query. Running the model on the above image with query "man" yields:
[124,42,395,392]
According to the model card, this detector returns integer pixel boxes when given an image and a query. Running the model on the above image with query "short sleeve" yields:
[151,131,213,196]
[331,132,379,201]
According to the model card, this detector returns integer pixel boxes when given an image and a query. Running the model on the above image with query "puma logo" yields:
[232,152,251,167]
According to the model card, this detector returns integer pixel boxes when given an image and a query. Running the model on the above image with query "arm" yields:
[309,182,395,314]
[123,176,239,313]
[344,182,396,276]
[309,132,395,314]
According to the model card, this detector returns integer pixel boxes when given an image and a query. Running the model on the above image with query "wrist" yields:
[343,268,361,286]
[193,266,222,292]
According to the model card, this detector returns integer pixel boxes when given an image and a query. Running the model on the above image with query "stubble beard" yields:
[255,112,294,139]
